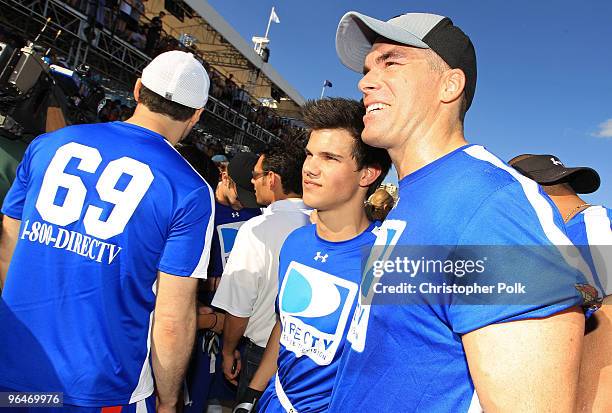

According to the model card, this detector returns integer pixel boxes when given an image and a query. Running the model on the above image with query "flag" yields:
[270,7,280,24]
[323,80,333,88]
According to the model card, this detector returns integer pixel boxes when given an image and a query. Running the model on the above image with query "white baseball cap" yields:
[141,50,210,109]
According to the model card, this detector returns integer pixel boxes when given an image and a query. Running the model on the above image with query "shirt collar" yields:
[265,198,309,214]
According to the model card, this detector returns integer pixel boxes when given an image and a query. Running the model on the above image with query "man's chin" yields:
[362,129,388,148]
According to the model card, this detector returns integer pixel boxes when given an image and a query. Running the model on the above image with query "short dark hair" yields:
[262,131,308,196]
[138,84,196,122]
[301,98,391,197]
[425,49,467,123]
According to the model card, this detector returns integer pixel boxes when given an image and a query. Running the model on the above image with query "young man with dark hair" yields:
[236,98,391,413]
[212,136,311,403]
[509,153,611,412]
[328,12,593,412]
[0,50,214,413]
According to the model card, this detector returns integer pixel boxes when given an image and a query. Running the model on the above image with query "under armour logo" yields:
[232,212,240,218]
[314,251,328,262]
[551,158,563,166]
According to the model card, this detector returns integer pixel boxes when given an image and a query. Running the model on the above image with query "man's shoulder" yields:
[582,205,612,221]
[458,146,521,192]
[567,205,612,238]
[283,223,316,246]
[418,145,528,214]
[236,206,310,244]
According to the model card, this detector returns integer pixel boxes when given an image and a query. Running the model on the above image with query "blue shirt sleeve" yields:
[158,185,214,278]
[1,143,32,219]
[448,183,585,334]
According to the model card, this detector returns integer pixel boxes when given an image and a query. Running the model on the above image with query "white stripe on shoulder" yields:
[463,146,592,278]
[583,206,612,296]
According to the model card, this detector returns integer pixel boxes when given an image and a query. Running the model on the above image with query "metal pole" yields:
[320,85,326,99]
[264,6,274,39]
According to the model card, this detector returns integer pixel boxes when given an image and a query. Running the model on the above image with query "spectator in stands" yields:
[145,13,163,55]
[210,72,225,100]
[223,74,236,106]
[97,100,114,122]
[128,25,147,50]
[109,99,122,121]
[130,0,144,31]
[116,0,132,36]
[120,104,134,121]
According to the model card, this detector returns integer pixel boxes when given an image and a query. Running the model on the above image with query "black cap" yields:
[227,152,259,208]
[336,12,477,110]
[509,154,601,194]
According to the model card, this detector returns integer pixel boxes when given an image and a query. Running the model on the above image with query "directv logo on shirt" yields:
[217,221,244,267]
[347,219,406,352]
[279,261,358,365]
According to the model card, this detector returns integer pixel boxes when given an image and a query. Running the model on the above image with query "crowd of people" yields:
[63,0,295,139]
[0,8,610,413]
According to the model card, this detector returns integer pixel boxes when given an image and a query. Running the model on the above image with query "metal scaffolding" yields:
[0,0,279,145]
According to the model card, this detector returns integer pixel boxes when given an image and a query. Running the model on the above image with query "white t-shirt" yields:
[212,198,311,347]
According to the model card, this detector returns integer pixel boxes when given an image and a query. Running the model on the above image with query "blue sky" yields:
[207,0,612,206]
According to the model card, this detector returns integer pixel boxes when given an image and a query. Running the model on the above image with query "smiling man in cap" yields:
[0,50,215,413]
[510,153,612,412]
[329,12,592,412]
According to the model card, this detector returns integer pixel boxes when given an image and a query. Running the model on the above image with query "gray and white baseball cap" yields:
[336,12,477,110]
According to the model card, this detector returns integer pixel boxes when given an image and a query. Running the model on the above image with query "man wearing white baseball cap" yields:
[329,12,592,412]
[0,50,214,413]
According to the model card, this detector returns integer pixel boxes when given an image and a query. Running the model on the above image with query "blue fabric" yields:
[258,222,377,412]
[565,206,612,299]
[0,122,214,406]
[209,202,260,278]
[328,145,588,413]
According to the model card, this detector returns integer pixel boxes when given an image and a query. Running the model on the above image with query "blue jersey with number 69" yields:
[0,122,214,406]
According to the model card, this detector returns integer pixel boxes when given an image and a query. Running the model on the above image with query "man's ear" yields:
[360,165,382,188]
[267,172,277,191]
[134,78,142,102]
[191,108,204,125]
[440,68,466,105]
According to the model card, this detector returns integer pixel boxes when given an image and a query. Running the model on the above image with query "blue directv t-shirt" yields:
[257,222,377,413]
[0,122,215,406]
[209,202,261,278]
[565,205,612,300]
[328,145,591,412]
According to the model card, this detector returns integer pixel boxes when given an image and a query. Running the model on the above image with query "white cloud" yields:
[593,119,612,138]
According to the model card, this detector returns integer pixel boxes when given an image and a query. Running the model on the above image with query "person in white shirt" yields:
[212,137,311,403]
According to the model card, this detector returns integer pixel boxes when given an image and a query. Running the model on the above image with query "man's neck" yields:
[549,194,589,222]
[316,198,371,242]
[269,192,301,204]
[125,107,186,145]
[390,119,467,179]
